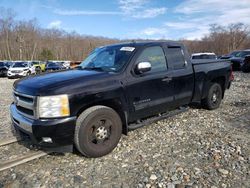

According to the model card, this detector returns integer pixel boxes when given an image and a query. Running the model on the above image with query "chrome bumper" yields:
[10,104,33,133]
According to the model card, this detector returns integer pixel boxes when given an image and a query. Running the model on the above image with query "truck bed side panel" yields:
[192,61,231,102]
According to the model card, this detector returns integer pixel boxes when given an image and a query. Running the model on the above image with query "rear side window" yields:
[136,46,167,73]
[167,47,186,69]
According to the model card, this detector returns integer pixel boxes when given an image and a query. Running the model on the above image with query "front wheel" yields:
[35,67,42,74]
[26,71,31,76]
[74,105,122,158]
[202,83,222,110]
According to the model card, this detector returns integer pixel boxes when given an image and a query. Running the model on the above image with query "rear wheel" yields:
[74,105,122,158]
[35,67,41,74]
[202,83,222,110]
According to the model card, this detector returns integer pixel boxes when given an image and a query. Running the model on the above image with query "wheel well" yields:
[211,76,225,98]
[76,99,128,135]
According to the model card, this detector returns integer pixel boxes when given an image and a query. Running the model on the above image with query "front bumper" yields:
[10,104,77,148]
[8,71,27,78]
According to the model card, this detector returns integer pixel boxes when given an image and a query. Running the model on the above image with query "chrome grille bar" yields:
[13,91,37,119]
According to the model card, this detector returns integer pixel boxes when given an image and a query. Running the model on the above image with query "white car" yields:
[7,62,36,78]
[191,52,217,60]
[62,61,71,69]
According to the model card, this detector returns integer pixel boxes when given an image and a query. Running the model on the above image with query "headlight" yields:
[38,95,70,118]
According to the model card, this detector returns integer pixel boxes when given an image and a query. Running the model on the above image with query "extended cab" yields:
[10,41,233,157]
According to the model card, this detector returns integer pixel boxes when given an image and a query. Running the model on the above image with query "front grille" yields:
[11,70,22,73]
[13,91,36,119]
[16,106,34,116]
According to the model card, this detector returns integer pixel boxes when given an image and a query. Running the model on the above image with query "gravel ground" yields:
[0,78,15,139]
[0,72,249,188]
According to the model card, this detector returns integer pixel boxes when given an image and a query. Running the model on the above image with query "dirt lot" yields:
[0,72,249,188]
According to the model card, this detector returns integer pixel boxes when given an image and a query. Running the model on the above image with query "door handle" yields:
[162,77,172,82]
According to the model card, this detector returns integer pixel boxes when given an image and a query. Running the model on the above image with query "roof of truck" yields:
[104,40,183,48]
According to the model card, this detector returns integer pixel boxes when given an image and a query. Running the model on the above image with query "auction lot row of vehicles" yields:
[0,60,73,78]
[220,49,250,72]
[1,49,249,79]
[191,50,250,72]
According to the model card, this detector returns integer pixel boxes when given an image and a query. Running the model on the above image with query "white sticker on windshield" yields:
[120,47,135,52]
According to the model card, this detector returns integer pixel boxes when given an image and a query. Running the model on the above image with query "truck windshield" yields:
[79,46,135,72]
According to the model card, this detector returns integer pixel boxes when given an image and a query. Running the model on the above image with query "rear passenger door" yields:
[165,46,194,106]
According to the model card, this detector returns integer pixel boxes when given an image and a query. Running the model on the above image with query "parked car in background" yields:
[220,50,241,59]
[47,60,71,70]
[45,61,64,72]
[7,62,36,78]
[242,55,250,73]
[5,61,13,68]
[32,61,46,73]
[191,53,217,60]
[61,61,71,69]
[230,50,250,70]
[70,61,81,69]
[0,61,9,77]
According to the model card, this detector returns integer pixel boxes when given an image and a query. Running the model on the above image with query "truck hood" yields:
[14,69,114,96]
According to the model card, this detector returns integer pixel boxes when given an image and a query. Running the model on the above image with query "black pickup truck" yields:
[11,41,233,157]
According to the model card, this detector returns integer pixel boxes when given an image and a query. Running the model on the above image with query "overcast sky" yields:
[1,0,250,40]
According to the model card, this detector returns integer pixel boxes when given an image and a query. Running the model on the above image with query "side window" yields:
[136,46,167,73]
[167,47,186,69]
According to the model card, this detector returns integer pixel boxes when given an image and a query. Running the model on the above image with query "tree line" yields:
[0,8,118,61]
[0,7,249,61]
[182,23,250,55]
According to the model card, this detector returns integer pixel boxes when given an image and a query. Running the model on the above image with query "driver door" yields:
[125,45,175,122]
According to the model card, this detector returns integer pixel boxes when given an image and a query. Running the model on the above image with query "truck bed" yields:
[191,59,232,103]
[191,59,230,65]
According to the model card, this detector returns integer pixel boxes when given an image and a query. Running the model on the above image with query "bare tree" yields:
[0,7,16,60]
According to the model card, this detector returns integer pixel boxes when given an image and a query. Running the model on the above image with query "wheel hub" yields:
[95,126,108,140]
[212,93,217,102]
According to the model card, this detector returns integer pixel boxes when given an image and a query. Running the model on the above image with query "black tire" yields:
[242,63,250,73]
[202,83,222,110]
[35,67,41,74]
[74,105,122,158]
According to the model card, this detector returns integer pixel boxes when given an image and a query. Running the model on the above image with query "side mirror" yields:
[136,62,151,74]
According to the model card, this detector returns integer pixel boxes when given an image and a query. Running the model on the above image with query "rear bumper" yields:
[10,104,77,149]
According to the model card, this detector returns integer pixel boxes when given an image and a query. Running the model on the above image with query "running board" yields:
[128,107,188,130]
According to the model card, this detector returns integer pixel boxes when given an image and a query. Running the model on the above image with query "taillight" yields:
[230,65,234,81]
